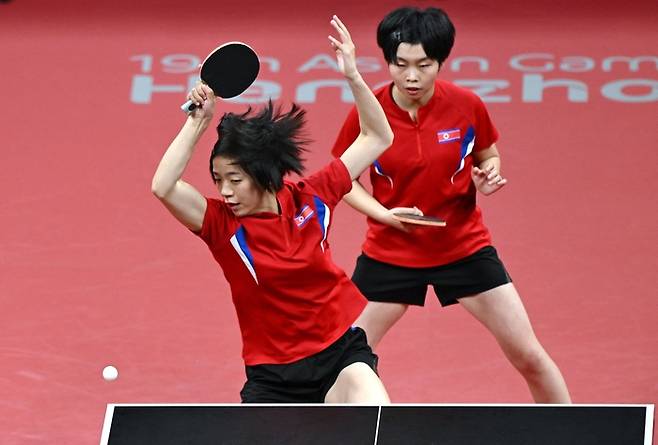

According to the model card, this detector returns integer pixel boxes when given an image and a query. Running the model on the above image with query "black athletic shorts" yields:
[240,326,379,403]
[351,246,512,307]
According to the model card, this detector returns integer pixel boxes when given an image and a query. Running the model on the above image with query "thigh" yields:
[324,362,389,404]
[354,301,409,349]
[458,283,538,350]
[319,327,380,397]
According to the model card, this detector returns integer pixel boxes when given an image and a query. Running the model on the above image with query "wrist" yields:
[186,115,212,129]
[373,207,392,223]
[345,71,364,84]
[182,115,212,140]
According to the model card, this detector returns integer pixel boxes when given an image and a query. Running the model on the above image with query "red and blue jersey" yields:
[195,159,362,365]
[332,80,499,267]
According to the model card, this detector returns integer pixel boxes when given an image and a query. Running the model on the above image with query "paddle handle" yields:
[180,99,198,113]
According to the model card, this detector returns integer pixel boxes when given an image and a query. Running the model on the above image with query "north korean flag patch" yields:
[294,204,315,228]
[437,128,461,143]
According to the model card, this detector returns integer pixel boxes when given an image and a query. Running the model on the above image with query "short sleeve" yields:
[472,95,500,152]
[194,197,236,247]
[330,106,360,158]
[300,159,352,208]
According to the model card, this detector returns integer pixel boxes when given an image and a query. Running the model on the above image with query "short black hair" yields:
[210,101,309,193]
[377,7,455,65]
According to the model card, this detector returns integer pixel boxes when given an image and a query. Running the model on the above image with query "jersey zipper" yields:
[413,112,423,159]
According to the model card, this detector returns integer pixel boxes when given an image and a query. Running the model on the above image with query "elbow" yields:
[151,178,169,199]
[376,129,394,153]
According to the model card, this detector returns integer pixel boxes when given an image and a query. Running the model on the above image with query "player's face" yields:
[388,43,440,104]
[212,157,271,217]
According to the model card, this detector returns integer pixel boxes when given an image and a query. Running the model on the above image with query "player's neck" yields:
[253,192,280,215]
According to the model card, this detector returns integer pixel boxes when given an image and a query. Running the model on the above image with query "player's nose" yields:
[220,183,233,197]
[406,69,419,81]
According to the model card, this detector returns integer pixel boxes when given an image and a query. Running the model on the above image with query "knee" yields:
[507,344,550,376]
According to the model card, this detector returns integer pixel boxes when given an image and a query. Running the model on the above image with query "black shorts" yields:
[351,246,512,307]
[240,327,379,403]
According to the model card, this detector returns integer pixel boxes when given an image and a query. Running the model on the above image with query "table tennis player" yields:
[330,6,571,403]
[151,16,391,403]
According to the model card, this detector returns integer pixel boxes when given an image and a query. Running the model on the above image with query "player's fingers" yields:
[191,81,205,97]
[329,35,351,58]
[328,35,341,48]
[487,174,501,185]
[489,176,506,186]
[486,169,499,179]
[330,17,350,42]
[389,206,420,216]
[189,88,203,105]
[331,15,351,38]
[200,83,214,99]
[490,179,507,192]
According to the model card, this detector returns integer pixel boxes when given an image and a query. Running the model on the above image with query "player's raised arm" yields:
[328,15,393,180]
[151,83,216,231]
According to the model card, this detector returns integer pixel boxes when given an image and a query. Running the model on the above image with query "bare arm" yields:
[328,16,393,180]
[343,180,422,232]
[151,84,216,231]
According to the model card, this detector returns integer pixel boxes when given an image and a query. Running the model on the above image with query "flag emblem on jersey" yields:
[294,205,315,228]
[437,128,461,144]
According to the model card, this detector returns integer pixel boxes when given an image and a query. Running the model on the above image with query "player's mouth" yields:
[227,202,240,212]
[405,87,421,96]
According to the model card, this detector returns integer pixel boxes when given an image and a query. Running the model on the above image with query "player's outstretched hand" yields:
[471,164,507,195]
[187,81,216,120]
[328,15,358,81]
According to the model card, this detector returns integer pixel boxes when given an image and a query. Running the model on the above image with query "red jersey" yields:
[332,80,499,267]
[195,159,361,365]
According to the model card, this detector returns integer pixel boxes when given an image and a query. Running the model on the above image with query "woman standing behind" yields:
[331,7,571,403]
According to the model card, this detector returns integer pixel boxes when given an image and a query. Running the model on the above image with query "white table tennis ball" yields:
[102,365,119,381]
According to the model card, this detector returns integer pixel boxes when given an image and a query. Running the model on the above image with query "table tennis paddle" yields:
[181,42,260,112]
[393,213,447,227]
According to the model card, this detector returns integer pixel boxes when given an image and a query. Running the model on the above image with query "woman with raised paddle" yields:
[331,7,570,403]
[152,16,392,403]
